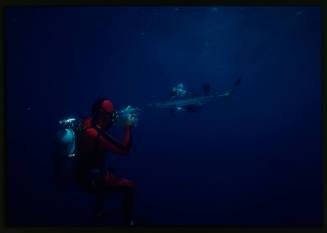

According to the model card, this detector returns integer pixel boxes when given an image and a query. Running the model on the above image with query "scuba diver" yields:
[74,98,138,226]
[170,83,189,99]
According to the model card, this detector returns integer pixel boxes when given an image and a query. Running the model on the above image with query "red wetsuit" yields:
[75,99,135,224]
[76,116,135,190]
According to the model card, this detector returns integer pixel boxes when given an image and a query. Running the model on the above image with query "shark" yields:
[148,77,241,114]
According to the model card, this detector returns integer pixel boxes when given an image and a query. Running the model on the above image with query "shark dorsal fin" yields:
[202,83,211,95]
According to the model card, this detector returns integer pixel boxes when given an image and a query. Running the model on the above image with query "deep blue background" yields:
[5,6,322,226]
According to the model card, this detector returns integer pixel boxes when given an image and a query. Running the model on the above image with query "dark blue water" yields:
[5,6,322,226]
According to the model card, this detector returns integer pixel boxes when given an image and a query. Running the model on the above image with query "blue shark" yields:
[148,78,241,112]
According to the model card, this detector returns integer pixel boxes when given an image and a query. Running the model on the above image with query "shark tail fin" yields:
[221,76,242,103]
[234,76,242,89]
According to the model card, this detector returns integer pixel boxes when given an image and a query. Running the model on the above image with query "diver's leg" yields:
[121,186,135,226]
[91,171,108,218]
[104,172,135,225]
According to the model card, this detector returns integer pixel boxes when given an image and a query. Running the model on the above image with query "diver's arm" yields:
[85,127,132,155]
[100,127,132,155]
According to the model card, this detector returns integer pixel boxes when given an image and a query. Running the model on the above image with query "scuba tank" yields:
[53,117,82,191]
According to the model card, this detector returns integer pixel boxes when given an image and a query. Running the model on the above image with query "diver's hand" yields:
[115,105,140,127]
